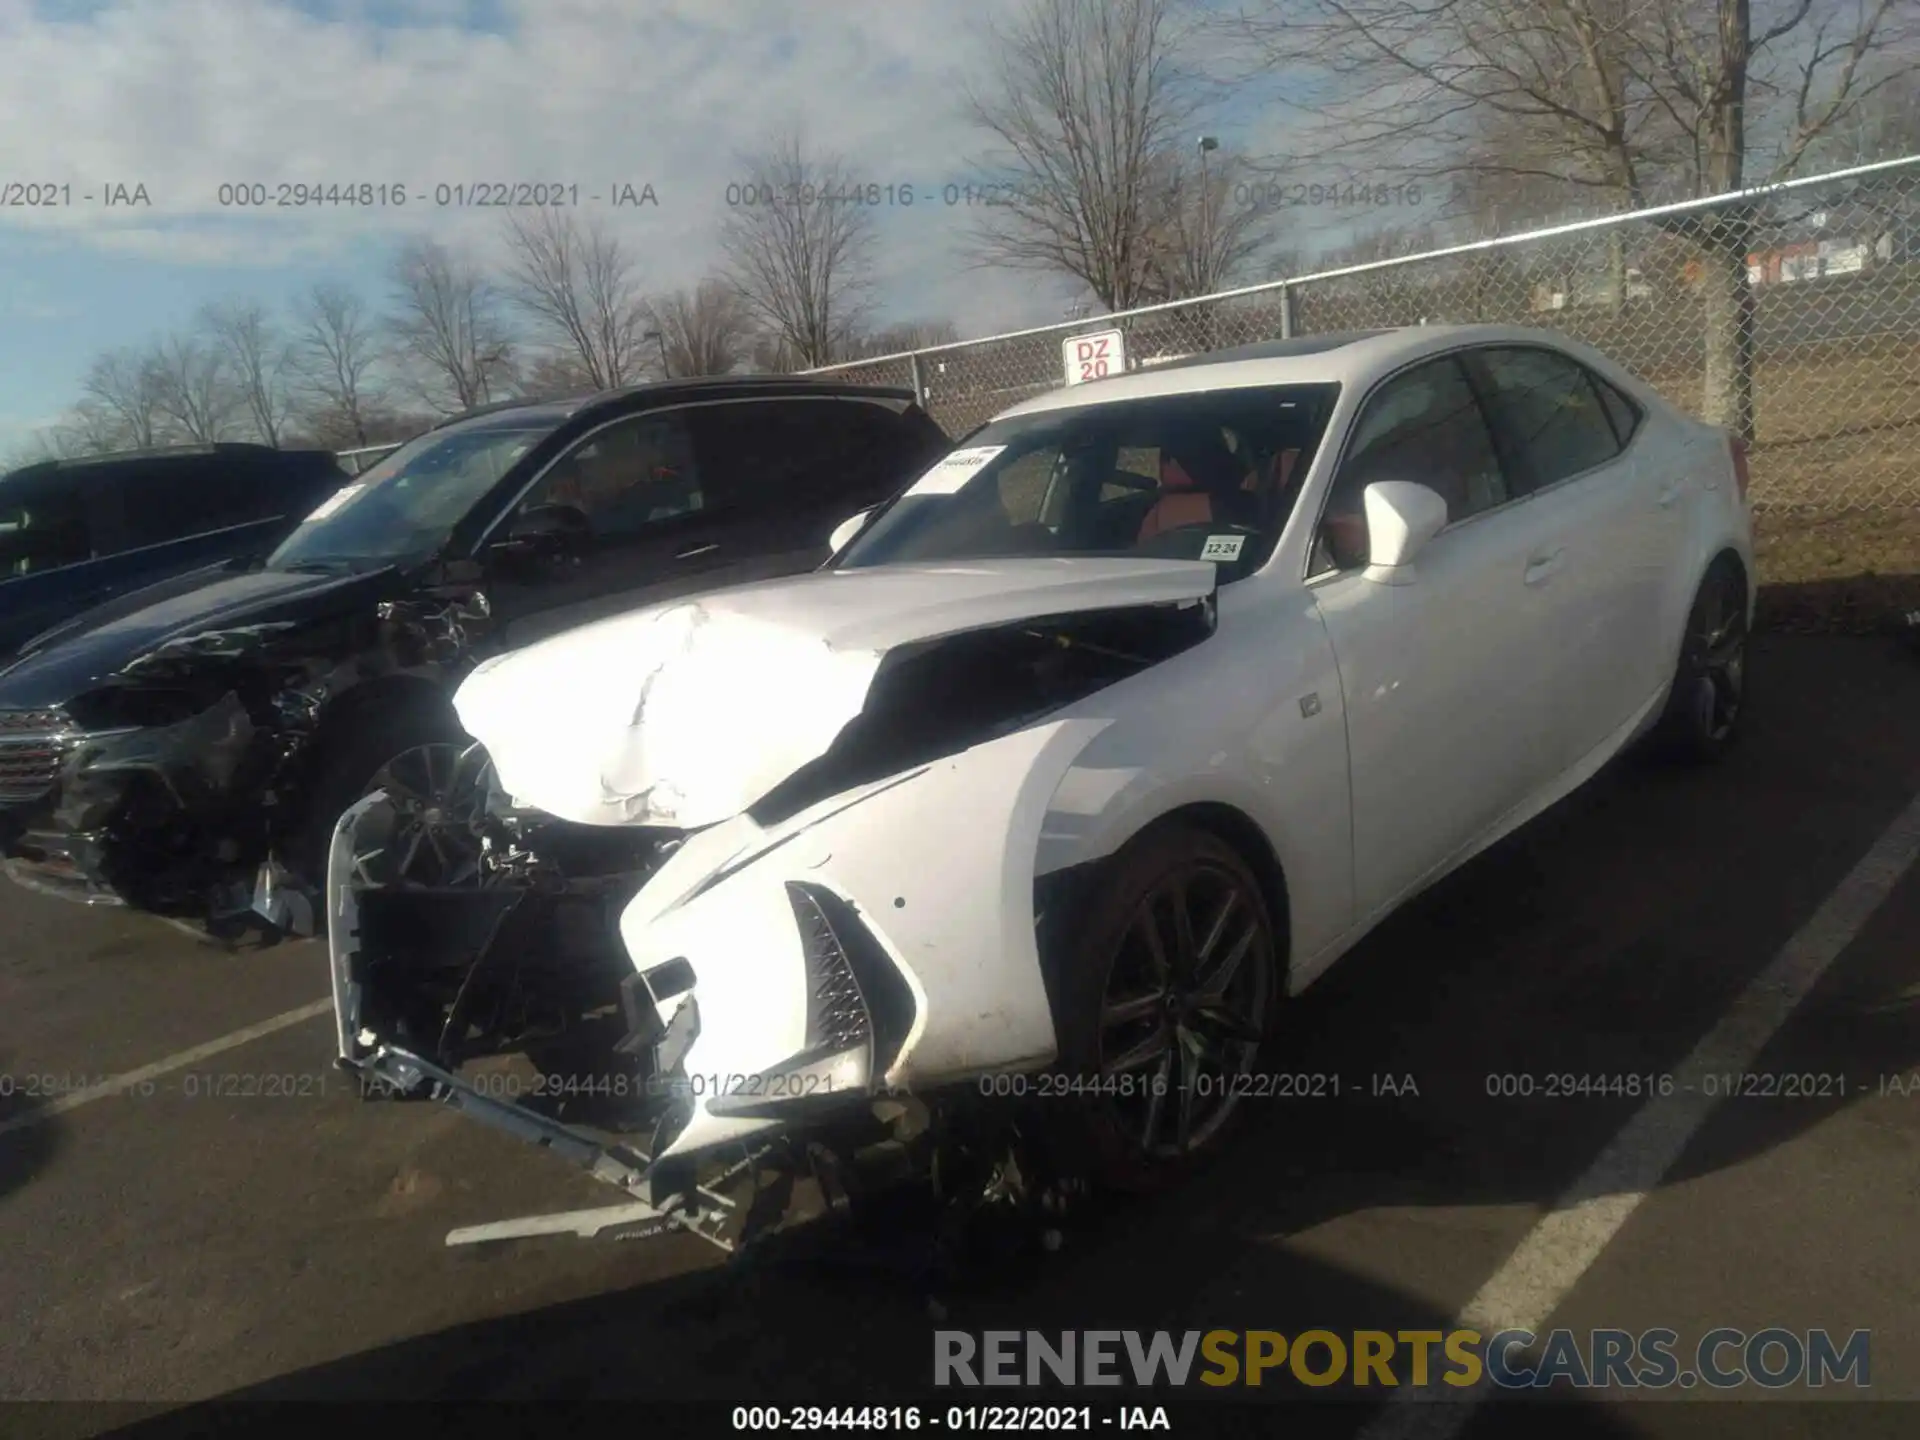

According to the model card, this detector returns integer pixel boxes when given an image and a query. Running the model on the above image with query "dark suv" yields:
[0,377,948,932]
[0,444,351,657]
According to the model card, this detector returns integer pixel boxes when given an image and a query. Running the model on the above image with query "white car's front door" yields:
[1307,354,1564,920]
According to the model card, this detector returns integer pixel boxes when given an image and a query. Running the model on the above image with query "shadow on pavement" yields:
[0,1049,62,1202]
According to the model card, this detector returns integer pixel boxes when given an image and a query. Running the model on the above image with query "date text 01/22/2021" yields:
[722,182,1065,209]
[975,1071,1419,1100]
[211,182,659,208]
[731,1405,1172,1431]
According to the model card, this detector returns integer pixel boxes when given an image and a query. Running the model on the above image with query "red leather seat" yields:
[1138,454,1217,542]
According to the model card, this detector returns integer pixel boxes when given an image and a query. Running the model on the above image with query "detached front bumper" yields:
[325,788,898,1246]
[324,717,1106,1244]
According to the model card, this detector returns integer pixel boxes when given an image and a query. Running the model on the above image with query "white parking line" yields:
[0,997,333,1139]
[1359,787,1920,1440]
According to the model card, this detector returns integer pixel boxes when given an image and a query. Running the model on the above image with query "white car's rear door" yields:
[1467,346,1687,772]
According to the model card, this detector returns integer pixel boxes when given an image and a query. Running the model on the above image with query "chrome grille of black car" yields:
[0,709,74,806]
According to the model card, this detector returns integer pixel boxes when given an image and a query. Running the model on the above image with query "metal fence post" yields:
[1279,281,1293,339]
[909,352,928,408]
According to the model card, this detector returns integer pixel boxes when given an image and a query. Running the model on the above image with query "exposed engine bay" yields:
[0,573,492,931]
[328,590,1216,1257]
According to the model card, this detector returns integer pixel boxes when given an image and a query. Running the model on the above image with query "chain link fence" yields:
[808,155,1920,631]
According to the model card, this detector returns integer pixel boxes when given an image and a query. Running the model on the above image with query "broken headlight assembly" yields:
[692,882,919,1121]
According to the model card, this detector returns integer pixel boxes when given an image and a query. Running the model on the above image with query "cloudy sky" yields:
[6,0,1239,452]
[9,2,1895,456]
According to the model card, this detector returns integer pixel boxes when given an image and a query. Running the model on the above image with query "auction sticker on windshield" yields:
[906,445,1007,497]
[304,483,366,522]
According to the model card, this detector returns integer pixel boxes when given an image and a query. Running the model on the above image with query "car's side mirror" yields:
[828,506,876,554]
[1362,481,1449,579]
[489,503,592,570]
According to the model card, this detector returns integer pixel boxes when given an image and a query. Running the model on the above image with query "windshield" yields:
[834,383,1339,579]
[267,424,551,571]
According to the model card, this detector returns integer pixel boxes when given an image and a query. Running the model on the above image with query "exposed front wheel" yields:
[1046,824,1281,1192]
[286,707,483,901]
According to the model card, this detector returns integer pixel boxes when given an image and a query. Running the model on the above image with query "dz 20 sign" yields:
[1063,328,1126,386]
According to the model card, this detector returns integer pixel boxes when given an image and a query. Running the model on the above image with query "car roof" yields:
[0,442,339,486]
[993,324,1618,419]
[428,375,920,436]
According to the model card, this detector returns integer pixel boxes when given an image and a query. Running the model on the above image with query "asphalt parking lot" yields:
[3,632,1919,1439]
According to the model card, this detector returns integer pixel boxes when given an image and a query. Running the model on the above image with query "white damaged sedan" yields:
[326,325,1754,1248]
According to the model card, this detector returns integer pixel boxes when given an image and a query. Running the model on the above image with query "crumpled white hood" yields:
[453,557,1217,828]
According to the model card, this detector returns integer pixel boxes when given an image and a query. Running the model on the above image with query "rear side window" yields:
[1473,347,1624,487]
[1593,374,1643,446]
[118,459,259,548]
[695,399,935,514]
[520,410,705,543]
[0,487,92,577]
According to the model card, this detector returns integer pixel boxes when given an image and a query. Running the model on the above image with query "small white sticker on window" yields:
[304,483,365,523]
[1200,533,1246,562]
[905,445,1007,497]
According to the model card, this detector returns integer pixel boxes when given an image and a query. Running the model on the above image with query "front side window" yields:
[268,423,551,572]
[516,411,703,542]
[1312,357,1507,575]
[1475,346,1624,487]
[0,490,91,577]
[833,384,1339,581]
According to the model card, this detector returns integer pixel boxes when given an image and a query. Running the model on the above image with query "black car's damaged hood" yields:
[0,565,401,709]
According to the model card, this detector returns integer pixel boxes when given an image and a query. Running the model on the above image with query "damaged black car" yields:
[0,377,948,934]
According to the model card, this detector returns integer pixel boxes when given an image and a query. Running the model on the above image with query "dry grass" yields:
[1636,339,1920,627]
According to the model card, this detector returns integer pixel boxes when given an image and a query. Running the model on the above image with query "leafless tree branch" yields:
[500,207,649,390]
[386,238,518,415]
[719,132,877,367]
[644,279,757,377]
[290,283,388,448]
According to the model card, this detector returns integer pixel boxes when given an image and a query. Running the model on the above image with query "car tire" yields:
[1041,823,1282,1194]
[284,703,473,901]
[1650,557,1749,764]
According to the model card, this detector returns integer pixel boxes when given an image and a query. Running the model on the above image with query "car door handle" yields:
[1524,547,1566,586]
[674,543,719,560]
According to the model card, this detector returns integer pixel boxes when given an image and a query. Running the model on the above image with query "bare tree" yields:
[290,283,387,447]
[720,133,878,367]
[386,239,517,415]
[515,350,602,401]
[54,400,133,456]
[1228,0,1920,436]
[78,349,169,450]
[147,335,237,443]
[749,332,806,373]
[499,207,649,389]
[1141,143,1271,300]
[201,300,292,446]
[645,279,756,377]
[964,0,1207,312]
